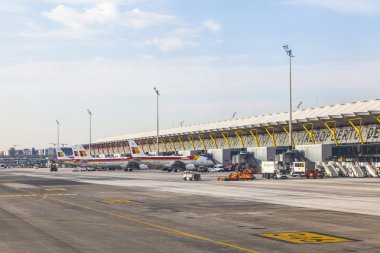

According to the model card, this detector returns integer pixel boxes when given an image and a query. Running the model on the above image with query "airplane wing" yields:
[168,161,187,170]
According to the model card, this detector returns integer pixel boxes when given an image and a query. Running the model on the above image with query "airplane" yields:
[127,139,214,171]
[55,147,77,167]
[57,145,140,171]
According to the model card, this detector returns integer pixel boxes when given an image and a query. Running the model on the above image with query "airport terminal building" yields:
[87,99,380,164]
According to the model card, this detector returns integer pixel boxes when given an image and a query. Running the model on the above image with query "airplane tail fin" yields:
[72,145,92,159]
[56,147,68,160]
[127,140,147,157]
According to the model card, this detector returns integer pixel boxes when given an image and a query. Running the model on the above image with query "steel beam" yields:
[302,122,316,144]
[323,120,339,146]
[169,137,177,152]
[198,134,207,150]
[249,129,260,147]
[221,132,231,149]
[348,117,364,144]
[235,130,245,148]
[209,133,219,149]
[160,138,168,152]
[187,135,196,151]
[265,127,277,148]
[282,125,295,148]
[178,136,186,150]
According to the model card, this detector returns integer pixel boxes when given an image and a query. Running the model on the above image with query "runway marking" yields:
[260,232,353,244]
[0,193,77,198]
[43,194,77,197]
[0,194,38,198]
[0,218,165,232]
[43,188,67,191]
[102,199,135,204]
[46,196,260,253]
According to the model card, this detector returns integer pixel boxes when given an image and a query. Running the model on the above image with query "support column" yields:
[282,125,295,148]
[221,132,231,149]
[187,135,196,151]
[178,136,186,151]
[348,117,364,144]
[169,138,177,152]
[121,142,127,154]
[198,134,207,151]
[138,140,145,153]
[323,120,339,146]
[302,122,316,144]
[235,130,245,148]
[265,127,277,148]
[160,138,168,152]
[249,129,260,147]
[209,133,219,149]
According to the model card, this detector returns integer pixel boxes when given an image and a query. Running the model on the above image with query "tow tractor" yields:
[218,169,255,181]
[182,171,201,181]
[305,169,324,179]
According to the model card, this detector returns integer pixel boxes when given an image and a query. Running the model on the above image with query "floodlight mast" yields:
[87,109,92,155]
[283,44,295,150]
[153,87,160,154]
[56,119,60,153]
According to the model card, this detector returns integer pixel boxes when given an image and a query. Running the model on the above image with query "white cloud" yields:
[125,8,176,28]
[282,0,380,15]
[147,37,188,51]
[44,0,140,4]
[202,20,221,32]
[42,2,120,31]
[0,2,28,12]
[42,2,177,32]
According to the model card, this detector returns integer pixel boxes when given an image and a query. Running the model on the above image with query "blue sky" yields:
[0,0,380,149]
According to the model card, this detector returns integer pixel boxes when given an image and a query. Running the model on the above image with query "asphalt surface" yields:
[0,168,379,253]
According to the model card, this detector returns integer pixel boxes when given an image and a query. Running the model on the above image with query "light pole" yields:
[87,109,92,155]
[56,119,60,149]
[153,87,160,154]
[283,44,294,150]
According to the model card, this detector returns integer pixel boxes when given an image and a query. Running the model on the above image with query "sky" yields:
[0,0,380,150]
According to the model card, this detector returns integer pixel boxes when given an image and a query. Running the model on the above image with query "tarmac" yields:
[0,167,379,253]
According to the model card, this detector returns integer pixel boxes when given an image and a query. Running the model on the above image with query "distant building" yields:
[8,148,16,157]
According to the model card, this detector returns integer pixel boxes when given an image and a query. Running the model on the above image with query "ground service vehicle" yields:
[218,170,255,181]
[292,162,315,177]
[306,169,324,179]
[182,171,201,181]
[50,163,58,172]
[261,161,276,178]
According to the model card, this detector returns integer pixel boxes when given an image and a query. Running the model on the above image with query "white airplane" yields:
[55,147,76,167]
[127,139,214,171]
[57,145,140,171]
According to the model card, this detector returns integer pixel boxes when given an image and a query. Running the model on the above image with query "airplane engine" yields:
[185,164,195,170]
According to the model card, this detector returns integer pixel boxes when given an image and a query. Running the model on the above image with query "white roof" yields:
[97,99,380,142]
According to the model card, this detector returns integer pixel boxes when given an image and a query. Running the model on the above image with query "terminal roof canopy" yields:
[97,99,380,142]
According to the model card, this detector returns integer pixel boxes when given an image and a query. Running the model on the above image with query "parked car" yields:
[208,164,225,172]
[50,163,58,172]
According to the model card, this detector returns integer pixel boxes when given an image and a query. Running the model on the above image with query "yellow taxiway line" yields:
[46,196,260,253]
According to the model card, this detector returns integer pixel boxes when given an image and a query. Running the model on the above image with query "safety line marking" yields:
[0,194,38,198]
[46,196,260,253]
[102,199,135,204]
[260,232,354,244]
[43,188,67,191]
[0,193,77,198]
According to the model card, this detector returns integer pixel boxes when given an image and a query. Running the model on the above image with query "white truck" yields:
[261,161,287,179]
[292,162,315,177]
[182,171,201,181]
